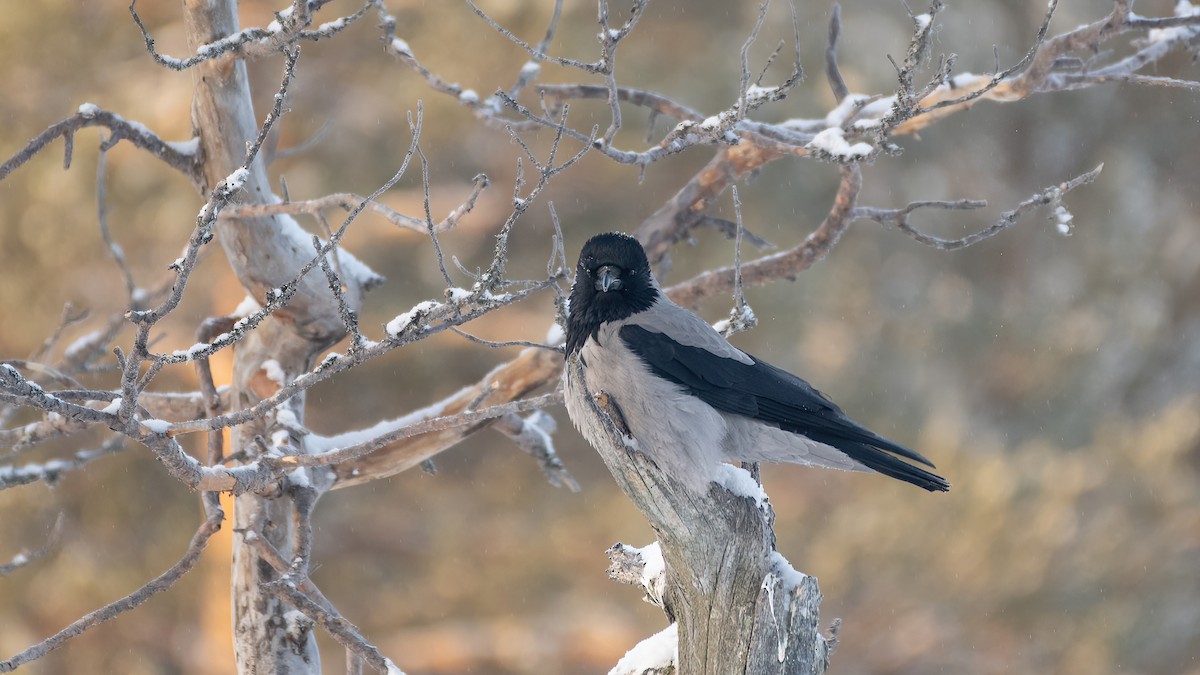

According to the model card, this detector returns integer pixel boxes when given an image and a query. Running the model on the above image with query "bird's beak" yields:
[595,265,622,292]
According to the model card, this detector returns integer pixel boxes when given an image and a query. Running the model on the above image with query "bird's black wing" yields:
[619,324,950,492]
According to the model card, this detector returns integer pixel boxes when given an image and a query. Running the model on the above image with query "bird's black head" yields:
[565,232,659,355]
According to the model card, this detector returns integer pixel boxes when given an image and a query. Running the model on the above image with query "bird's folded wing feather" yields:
[618,319,950,492]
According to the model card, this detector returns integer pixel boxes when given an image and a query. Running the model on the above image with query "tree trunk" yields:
[566,357,832,674]
[183,1,356,671]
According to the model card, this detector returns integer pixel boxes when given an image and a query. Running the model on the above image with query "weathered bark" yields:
[331,345,562,488]
[566,358,831,674]
[183,1,356,672]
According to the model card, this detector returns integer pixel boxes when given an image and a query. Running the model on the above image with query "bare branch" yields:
[855,164,1104,250]
[826,3,849,102]
[0,107,201,187]
[128,0,372,70]
[666,165,861,308]
[262,579,398,674]
[538,83,704,122]
[463,0,601,73]
[0,513,65,575]
[165,281,555,438]
[0,495,223,671]
[95,142,138,304]
[493,410,579,491]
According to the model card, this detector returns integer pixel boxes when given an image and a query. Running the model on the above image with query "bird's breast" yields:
[565,325,729,490]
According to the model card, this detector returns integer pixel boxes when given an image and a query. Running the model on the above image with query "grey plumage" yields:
[563,232,949,493]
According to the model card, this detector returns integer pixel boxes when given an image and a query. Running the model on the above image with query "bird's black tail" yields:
[843,440,950,492]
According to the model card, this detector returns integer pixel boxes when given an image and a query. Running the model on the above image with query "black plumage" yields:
[619,324,949,491]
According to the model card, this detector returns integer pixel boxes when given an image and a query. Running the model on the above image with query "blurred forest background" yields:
[2,0,1199,673]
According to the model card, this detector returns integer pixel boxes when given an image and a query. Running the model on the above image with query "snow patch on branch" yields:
[390,38,412,56]
[234,294,262,317]
[385,300,443,337]
[303,389,458,454]
[715,463,769,510]
[140,418,171,434]
[806,127,873,160]
[609,623,677,675]
[224,167,250,192]
[275,214,384,290]
[1150,1,1200,43]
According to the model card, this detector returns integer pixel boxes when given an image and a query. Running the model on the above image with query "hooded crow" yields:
[563,231,949,493]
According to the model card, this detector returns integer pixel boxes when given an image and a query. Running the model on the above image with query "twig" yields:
[410,108,455,289]
[855,165,1104,249]
[1,438,126,491]
[537,84,705,122]
[464,0,601,73]
[313,236,365,353]
[506,0,563,100]
[194,316,236,464]
[0,513,65,576]
[0,106,201,187]
[450,328,560,352]
[262,579,399,674]
[718,186,757,337]
[128,0,372,70]
[96,141,138,304]
[478,106,594,293]
[826,4,849,102]
[492,410,579,491]
[667,165,862,308]
[163,281,557,437]
[0,494,223,672]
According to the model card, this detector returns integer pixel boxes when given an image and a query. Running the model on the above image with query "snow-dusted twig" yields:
[0,105,201,187]
[221,182,484,233]
[0,513,65,576]
[463,0,603,73]
[717,186,757,338]
[1,437,127,491]
[165,281,558,438]
[854,165,1103,250]
[129,0,373,70]
[478,106,594,293]
[0,494,223,672]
